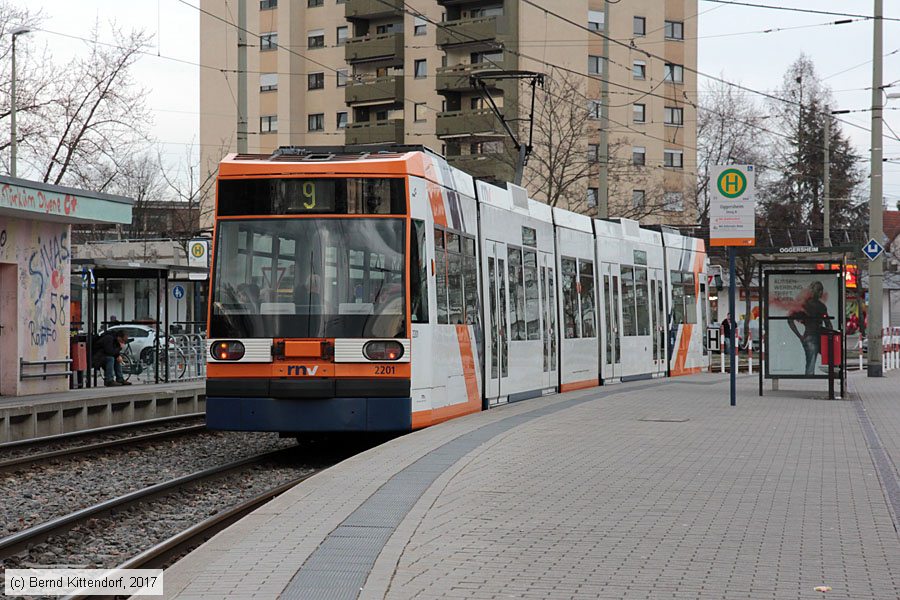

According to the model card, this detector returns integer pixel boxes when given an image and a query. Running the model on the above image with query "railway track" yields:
[0,447,297,562]
[0,414,207,471]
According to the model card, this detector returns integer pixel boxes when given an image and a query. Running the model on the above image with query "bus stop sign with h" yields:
[709,165,756,407]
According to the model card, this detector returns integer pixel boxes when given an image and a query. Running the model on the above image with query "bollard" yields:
[747,331,753,374]
[720,335,725,374]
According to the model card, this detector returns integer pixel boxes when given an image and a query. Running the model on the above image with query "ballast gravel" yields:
[0,430,296,536]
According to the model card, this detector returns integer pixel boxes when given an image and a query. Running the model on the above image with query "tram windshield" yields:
[210,218,406,339]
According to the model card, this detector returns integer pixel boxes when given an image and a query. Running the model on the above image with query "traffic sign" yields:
[172,285,186,300]
[709,165,756,247]
[862,238,884,261]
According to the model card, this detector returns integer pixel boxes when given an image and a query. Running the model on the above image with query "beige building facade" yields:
[199,0,698,226]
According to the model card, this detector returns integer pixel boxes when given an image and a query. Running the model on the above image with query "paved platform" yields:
[159,372,900,600]
[0,381,205,443]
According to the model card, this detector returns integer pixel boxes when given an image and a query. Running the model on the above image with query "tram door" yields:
[650,269,667,376]
[540,253,558,390]
[485,241,510,405]
[601,263,622,381]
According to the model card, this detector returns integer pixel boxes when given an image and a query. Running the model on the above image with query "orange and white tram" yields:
[205,146,709,433]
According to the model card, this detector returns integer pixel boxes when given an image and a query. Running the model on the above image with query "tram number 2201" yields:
[374,365,396,375]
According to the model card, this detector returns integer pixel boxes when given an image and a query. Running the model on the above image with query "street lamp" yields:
[10,26,31,178]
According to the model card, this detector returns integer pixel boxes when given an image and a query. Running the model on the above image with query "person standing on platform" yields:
[721,313,733,354]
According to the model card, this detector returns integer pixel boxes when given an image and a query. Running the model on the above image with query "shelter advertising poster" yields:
[767,272,841,377]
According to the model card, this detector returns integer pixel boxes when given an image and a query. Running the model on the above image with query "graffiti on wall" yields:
[0,184,79,217]
[3,219,72,361]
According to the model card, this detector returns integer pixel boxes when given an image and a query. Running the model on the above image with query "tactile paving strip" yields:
[279,382,660,600]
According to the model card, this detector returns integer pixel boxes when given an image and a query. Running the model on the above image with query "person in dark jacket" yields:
[92,329,132,386]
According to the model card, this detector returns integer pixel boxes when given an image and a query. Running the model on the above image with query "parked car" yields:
[102,324,170,364]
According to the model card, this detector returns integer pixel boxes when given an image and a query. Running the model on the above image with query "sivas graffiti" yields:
[26,231,70,306]
[4,220,73,355]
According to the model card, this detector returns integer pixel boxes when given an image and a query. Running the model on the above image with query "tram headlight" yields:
[363,340,404,361]
[211,340,245,360]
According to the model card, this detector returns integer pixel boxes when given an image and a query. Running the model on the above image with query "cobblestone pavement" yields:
[161,372,900,600]
[380,374,900,600]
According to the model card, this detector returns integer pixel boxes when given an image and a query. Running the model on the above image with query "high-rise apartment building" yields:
[199,0,698,226]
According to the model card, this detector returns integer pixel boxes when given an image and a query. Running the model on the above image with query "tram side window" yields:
[579,260,596,338]
[683,272,697,324]
[670,270,685,325]
[463,237,478,324]
[524,250,540,340]
[621,266,637,336]
[561,257,580,339]
[435,228,448,324]
[508,247,526,341]
[635,266,650,335]
[447,233,463,324]
[410,220,429,323]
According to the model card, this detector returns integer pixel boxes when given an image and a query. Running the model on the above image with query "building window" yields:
[664,63,684,83]
[665,191,685,211]
[308,0,323,6]
[414,59,427,79]
[336,69,349,87]
[664,106,684,125]
[664,149,684,168]
[588,143,599,162]
[588,9,604,31]
[414,102,427,122]
[308,72,324,90]
[632,147,645,166]
[665,20,684,40]
[308,29,325,49]
[308,113,324,131]
[588,55,603,75]
[632,60,646,80]
[414,16,427,36]
[633,103,646,123]
[633,16,646,36]
[260,0,277,9]
[336,26,348,45]
[260,32,277,51]
[337,111,348,129]
[587,187,598,208]
[259,73,278,92]
[587,100,602,119]
[632,189,645,208]
[260,115,277,133]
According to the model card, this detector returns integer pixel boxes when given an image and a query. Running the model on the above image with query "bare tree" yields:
[0,5,152,190]
[696,78,768,227]
[158,141,220,260]
[514,69,595,210]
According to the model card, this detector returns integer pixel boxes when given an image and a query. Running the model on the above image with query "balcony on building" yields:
[345,118,405,145]
[345,75,404,106]
[436,108,503,138]
[436,61,512,93]
[345,0,403,20]
[447,153,513,183]
[436,16,500,48]
[345,32,404,64]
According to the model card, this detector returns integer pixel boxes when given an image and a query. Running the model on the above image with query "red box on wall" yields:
[820,333,842,366]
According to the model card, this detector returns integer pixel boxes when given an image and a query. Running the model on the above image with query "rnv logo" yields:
[287,365,319,376]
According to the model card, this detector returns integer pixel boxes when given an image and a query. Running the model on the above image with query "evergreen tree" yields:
[760,55,863,243]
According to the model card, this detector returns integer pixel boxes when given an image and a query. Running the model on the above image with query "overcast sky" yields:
[18,0,900,208]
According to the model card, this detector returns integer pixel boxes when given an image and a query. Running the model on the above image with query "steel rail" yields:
[0,424,208,472]
[59,474,314,600]
[0,412,205,451]
[0,447,294,561]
